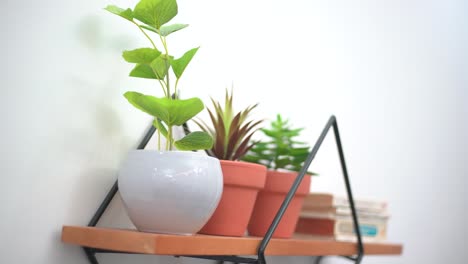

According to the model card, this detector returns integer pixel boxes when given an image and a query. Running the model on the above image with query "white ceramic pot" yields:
[118,150,223,234]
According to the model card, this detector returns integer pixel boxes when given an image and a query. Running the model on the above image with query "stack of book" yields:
[295,193,389,242]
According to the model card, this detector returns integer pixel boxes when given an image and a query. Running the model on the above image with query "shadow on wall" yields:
[51,229,86,264]
[58,15,141,227]
[56,14,137,169]
[77,15,134,52]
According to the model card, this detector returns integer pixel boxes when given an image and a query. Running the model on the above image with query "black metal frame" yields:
[82,115,363,264]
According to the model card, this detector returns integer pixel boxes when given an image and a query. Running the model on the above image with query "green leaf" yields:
[150,56,169,80]
[123,48,161,63]
[129,64,157,79]
[140,23,187,37]
[284,128,303,137]
[125,92,163,117]
[276,148,289,155]
[133,0,178,29]
[207,108,226,159]
[240,112,315,171]
[290,147,310,155]
[140,24,158,33]
[124,92,204,126]
[225,89,233,122]
[159,23,188,36]
[262,128,280,138]
[242,155,261,163]
[153,118,168,138]
[275,158,292,169]
[171,47,199,79]
[174,132,214,151]
[104,5,133,21]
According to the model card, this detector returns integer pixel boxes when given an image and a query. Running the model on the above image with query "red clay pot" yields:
[247,170,311,238]
[198,160,267,237]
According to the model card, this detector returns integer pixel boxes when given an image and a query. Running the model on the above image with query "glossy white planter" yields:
[118,151,223,234]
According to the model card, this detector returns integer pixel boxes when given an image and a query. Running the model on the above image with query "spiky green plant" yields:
[195,90,262,160]
[242,114,315,173]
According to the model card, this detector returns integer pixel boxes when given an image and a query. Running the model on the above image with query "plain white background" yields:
[1,0,467,263]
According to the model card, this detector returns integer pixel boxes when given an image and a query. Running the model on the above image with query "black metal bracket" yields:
[82,115,363,264]
[82,125,156,264]
[256,115,364,264]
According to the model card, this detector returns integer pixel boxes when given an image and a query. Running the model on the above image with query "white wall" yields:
[1,0,467,264]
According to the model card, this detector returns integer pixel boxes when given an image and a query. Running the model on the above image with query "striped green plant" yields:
[195,90,262,160]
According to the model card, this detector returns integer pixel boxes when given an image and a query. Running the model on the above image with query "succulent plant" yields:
[242,114,315,173]
[195,89,262,160]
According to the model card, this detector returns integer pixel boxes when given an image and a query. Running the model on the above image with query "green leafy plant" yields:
[195,90,263,160]
[105,0,212,151]
[242,114,315,173]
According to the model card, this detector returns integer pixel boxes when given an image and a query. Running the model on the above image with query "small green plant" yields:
[105,0,212,151]
[242,114,314,173]
[195,89,263,160]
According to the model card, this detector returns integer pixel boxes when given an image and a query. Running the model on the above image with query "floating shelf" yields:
[65,116,404,264]
[62,226,403,256]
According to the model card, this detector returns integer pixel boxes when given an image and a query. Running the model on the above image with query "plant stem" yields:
[133,22,157,49]
[157,130,161,150]
[133,22,168,97]
[167,125,173,150]
[165,130,169,151]
[166,66,170,98]
[174,78,180,99]
[134,24,175,149]
[160,35,169,56]
[159,35,171,99]
[159,79,168,97]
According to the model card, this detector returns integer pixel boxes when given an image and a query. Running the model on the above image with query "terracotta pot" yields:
[198,160,267,236]
[247,170,311,238]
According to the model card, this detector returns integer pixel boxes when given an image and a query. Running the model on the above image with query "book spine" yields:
[295,218,335,236]
[335,218,387,242]
[295,217,387,242]
[333,196,387,211]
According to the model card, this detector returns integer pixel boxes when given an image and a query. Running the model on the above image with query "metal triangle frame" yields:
[82,116,363,264]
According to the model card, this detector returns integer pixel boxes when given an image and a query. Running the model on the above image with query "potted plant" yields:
[195,89,267,236]
[105,0,223,235]
[242,114,314,238]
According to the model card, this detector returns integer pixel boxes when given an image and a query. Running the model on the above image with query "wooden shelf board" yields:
[62,226,403,256]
